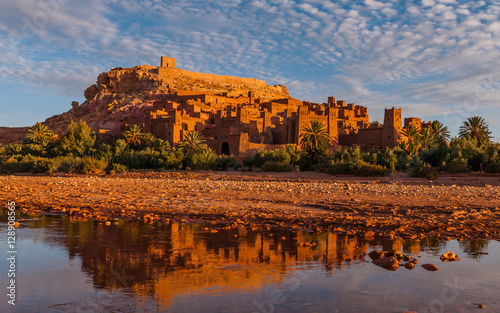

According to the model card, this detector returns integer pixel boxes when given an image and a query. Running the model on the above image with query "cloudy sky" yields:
[0,0,499,140]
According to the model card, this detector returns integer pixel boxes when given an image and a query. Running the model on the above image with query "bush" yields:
[58,156,83,173]
[81,156,108,175]
[213,155,241,171]
[484,160,500,173]
[443,157,469,173]
[109,163,128,173]
[0,155,53,174]
[410,163,439,180]
[261,161,294,172]
[326,160,390,176]
[190,149,217,170]
[251,149,291,168]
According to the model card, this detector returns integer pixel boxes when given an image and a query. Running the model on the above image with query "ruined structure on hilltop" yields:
[2,56,428,152]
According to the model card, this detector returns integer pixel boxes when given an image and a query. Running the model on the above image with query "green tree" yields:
[400,124,421,155]
[430,120,450,143]
[58,120,96,156]
[142,132,157,148]
[299,120,330,165]
[177,131,207,157]
[420,127,436,150]
[124,124,145,148]
[458,116,492,144]
[26,122,54,146]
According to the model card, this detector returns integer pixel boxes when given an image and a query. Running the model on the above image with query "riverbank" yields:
[1,171,500,240]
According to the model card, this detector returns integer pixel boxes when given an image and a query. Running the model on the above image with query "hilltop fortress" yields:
[3,57,428,153]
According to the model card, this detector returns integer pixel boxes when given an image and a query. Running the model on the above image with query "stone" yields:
[71,101,79,109]
[404,262,415,270]
[373,257,399,271]
[440,251,460,262]
[84,84,98,100]
[421,264,439,271]
[368,250,385,260]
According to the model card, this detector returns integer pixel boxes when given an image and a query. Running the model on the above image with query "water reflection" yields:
[1,212,498,313]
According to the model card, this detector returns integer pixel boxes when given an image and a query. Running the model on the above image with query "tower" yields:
[160,56,176,68]
[382,107,402,148]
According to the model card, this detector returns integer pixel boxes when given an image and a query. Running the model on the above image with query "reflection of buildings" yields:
[25,216,489,311]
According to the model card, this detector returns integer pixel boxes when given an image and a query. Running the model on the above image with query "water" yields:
[1,212,499,313]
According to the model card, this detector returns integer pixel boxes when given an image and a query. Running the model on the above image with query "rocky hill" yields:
[1,59,292,144]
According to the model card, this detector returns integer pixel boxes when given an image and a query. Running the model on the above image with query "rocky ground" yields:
[1,171,500,240]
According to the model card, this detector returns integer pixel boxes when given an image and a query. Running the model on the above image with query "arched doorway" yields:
[221,142,230,155]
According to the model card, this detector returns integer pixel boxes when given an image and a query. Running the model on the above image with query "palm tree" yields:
[177,130,207,156]
[400,124,421,155]
[430,120,450,142]
[299,120,330,164]
[123,124,144,148]
[153,137,171,151]
[420,127,436,150]
[458,116,492,144]
[142,133,157,147]
[27,122,54,146]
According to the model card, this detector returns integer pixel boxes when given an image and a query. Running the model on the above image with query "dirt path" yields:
[1,171,500,240]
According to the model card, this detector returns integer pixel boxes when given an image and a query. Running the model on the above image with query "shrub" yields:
[58,120,96,157]
[443,157,469,173]
[159,149,183,170]
[410,163,439,180]
[190,149,217,170]
[243,155,254,167]
[261,161,294,172]
[251,149,291,168]
[484,160,500,173]
[81,156,108,175]
[326,160,390,176]
[58,156,83,173]
[213,155,241,171]
[109,163,128,173]
[0,156,53,174]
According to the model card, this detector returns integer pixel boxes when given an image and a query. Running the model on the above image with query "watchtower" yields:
[161,56,176,68]
[382,107,402,148]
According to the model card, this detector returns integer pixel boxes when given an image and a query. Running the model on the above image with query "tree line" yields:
[0,116,498,177]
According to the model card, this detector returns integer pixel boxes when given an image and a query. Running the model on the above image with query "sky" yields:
[0,0,499,141]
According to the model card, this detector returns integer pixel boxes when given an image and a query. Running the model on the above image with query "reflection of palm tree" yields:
[458,240,489,259]
[459,116,492,144]
[299,120,330,164]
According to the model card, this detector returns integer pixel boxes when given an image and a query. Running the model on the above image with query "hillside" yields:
[1,59,292,144]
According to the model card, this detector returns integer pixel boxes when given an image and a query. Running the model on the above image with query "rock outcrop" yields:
[40,62,292,138]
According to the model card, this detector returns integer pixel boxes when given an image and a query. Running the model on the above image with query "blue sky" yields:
[0,0,499,141]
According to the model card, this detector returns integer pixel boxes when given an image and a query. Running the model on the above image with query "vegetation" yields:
[0,117,498,177]
[26,122,55,146]
[458,116,492,144]
[299,120,330,165]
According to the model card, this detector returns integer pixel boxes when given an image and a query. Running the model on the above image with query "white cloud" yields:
[422,0,435,7]
[1,0,500,137]
[365,0,386,10]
